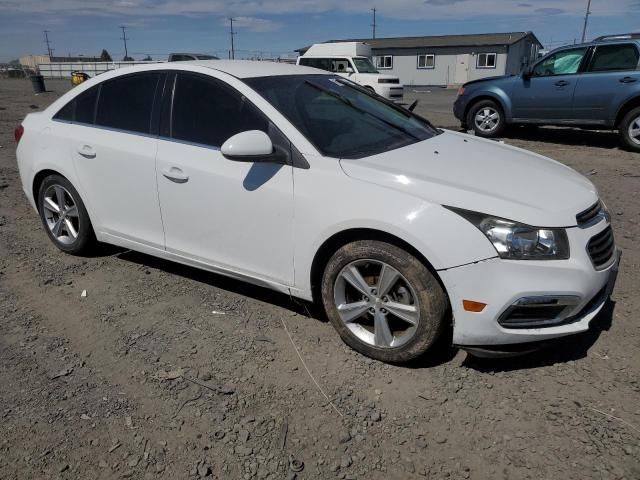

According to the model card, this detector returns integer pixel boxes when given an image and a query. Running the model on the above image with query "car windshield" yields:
[245,75,439,159]
[352,57,378,73]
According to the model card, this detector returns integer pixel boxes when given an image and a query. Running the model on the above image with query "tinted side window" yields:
[589,44,639,72]
[299,58,332,71]
[96,73,159,134]
[53,101,74,121]
[533,47,588,77]
[53,85,99,123]
[75,86,99,124]
[171,74,268,148]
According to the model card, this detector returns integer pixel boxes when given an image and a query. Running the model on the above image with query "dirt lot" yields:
[1,78,639,480]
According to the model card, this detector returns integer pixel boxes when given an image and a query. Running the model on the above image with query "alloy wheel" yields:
[42,184,80,245]
[628,115,640,146]
[333,259,420,348]
[474,107,500,133]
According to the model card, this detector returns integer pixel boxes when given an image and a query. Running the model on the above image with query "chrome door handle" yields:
[77,144,96,159]
[554,80,570,87]
[619,76,637,84]
[162,167,189,183]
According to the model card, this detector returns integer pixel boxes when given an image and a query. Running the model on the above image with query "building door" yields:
[454,54,469,84]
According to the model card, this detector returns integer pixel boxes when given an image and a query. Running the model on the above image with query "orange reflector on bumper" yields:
[463,300,487,312]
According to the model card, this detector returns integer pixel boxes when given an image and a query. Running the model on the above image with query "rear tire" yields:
[467,99,506,138]
[618,106,640,152]
[37,174,96,255]
[321,240,448,363]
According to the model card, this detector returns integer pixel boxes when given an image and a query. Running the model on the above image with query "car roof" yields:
[175,60,330,78]
[542,38,639,58]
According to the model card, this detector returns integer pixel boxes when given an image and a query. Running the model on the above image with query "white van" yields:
[297,42,404,102]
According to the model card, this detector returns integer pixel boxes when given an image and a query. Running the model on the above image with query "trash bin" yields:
[30,75,46,93]
[71,71,89,86]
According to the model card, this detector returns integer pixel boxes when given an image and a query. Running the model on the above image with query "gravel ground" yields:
[1,78,639,480]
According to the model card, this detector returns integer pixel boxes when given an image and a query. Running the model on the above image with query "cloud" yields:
[0,0,635,19]
[423,0,468,5]
[535,7,565,15]
[222,16,282,33]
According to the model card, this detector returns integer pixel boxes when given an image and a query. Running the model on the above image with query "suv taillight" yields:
[14,124,24,144]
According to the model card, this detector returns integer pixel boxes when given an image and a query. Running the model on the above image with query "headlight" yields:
[457,86,465,96]
[446,207,570,260]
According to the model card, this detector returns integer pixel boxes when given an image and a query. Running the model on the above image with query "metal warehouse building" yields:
[297,32,542,86]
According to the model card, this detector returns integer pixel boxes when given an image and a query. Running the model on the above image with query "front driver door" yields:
[155,72,294,286]
[511,46,589,121]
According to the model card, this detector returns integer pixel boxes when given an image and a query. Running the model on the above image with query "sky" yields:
[0,0,638,62]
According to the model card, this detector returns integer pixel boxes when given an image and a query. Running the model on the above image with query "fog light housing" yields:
[498,295,580,329]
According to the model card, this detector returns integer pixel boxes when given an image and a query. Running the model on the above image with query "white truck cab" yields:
[297,42,404,102]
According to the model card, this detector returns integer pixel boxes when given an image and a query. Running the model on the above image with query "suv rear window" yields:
[589,44,639,72]
[95,73,160,134]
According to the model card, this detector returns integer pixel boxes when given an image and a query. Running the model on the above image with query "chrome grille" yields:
[576,201,601,226]
[587,226,615,268]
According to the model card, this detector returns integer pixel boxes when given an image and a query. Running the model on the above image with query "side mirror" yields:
[221,130,285,163]
[522,65,533,79]
[346,66,354,75]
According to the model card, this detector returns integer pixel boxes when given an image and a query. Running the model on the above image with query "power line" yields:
[120,25,129,59]
[43,30,52,57]
[371,8,377,39]
[581,0,592,43]
[229,18,236,59]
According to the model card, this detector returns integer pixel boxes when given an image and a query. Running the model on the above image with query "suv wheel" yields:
[467,99,506,138]
[321,240,448,363]
[37,174,96,255]
[619,106,640,152]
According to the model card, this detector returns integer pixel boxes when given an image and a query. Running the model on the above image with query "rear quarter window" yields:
[53,85,99,124]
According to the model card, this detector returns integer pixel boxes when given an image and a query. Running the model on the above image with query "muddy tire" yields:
[321,240,449,363]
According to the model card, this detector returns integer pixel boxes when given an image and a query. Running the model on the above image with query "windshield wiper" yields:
[304,80,420,141]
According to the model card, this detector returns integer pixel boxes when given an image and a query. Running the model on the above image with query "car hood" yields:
[339,130,598,227]
[463,74,515,88]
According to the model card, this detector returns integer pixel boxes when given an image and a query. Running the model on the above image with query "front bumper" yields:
[378,85,404,102]
[453,96,466,122]
[439,220,620,346]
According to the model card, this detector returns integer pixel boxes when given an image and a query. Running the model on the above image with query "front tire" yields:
[37,174,96,255]
[618,107,640,152]
[467,99,506,138]
[321,240,448,363]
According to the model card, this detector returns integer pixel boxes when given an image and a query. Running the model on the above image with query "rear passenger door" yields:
[68,72,166,248]
[572,43,640,123]
[155,72,294,285]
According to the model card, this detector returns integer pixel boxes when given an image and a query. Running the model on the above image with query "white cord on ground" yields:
[280,317,343,417]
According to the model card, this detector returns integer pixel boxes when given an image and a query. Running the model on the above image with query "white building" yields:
[297,32,543,86]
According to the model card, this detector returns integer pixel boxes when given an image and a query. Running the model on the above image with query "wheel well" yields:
[464,95,505,122]
[309,228,447,304]
[614,97,640,128]
[32,169,62,211]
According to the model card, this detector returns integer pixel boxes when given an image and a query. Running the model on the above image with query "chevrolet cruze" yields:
[15,61,620,363]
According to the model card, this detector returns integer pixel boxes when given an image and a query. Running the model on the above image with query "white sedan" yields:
[15,61,620,363]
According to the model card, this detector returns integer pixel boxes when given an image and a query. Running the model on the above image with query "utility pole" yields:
[120,25,129,59]
[370,8,377,39]
[229,18,236,59]
[43,30,52,57]
[581,0,592,43]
